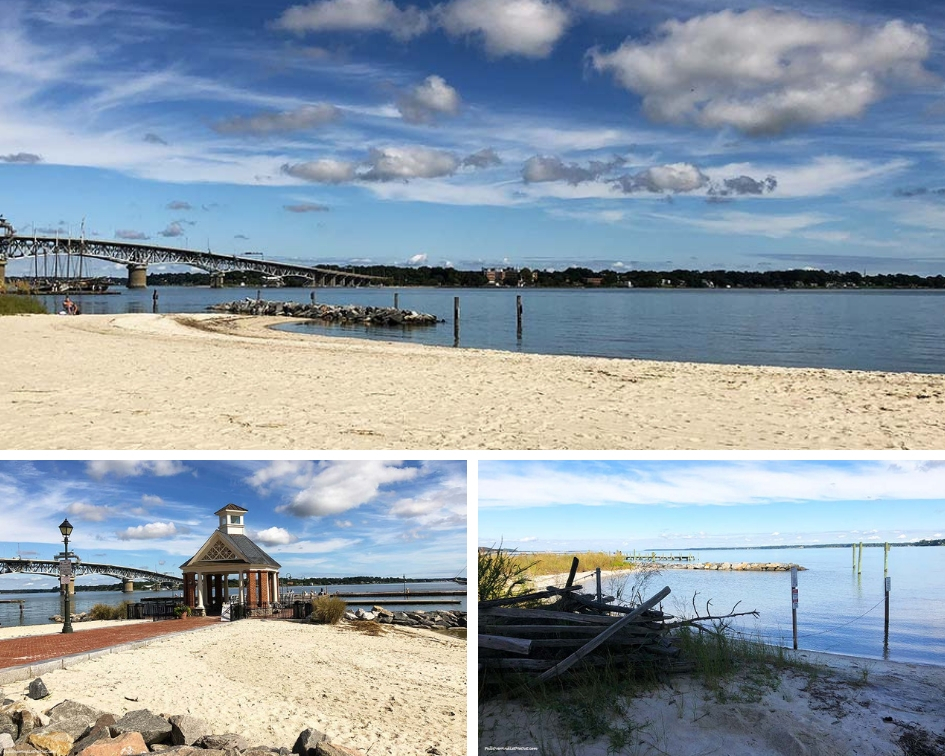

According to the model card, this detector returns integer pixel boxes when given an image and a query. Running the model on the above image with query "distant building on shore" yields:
[180,504,281,616]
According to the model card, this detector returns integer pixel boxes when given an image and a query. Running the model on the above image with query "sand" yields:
[3,313,945,449]
[1,619,467,756]
[479,650,945,755]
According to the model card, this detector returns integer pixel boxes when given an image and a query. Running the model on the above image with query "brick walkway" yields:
[0,618,219,670]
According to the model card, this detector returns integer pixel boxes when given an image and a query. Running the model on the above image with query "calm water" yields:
[577,546,945,666]
[34,286,945,373]
[0,581,466,627]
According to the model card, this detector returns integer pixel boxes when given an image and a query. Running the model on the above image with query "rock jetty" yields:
[208,299,442,326]
[0,688,365,756]
[345,608,465,630]
[663,562,806,571]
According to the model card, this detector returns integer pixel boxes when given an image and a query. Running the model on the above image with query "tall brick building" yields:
[180,504,281,616]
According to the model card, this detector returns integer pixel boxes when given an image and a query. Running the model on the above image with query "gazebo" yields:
[180,504,281,616]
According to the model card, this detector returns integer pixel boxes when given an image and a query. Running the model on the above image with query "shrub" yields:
[478,545,536,603]
[89,603,124,621]
[311,595,347,624]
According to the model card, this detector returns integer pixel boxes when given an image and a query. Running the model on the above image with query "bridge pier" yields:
[122,579,135,593]
[127,263,148,289]
[210,272,225,288]
[0,258,6,290]
[67,578,75,595]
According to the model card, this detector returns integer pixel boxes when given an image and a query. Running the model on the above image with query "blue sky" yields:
[3,0,945,274]
[0,459,466,590]
[479,460,945,551]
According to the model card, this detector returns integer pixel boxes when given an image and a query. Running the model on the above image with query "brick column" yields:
[247,570,258,607]
[261,571,270,605]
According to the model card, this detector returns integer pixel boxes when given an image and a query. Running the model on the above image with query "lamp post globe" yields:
[59,519,74,634]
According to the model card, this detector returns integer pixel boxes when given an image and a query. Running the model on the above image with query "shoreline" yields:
[3,313,945,449]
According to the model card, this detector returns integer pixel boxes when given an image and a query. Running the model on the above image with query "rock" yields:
[75,732,148,756]
[314,744,363,756]
[150,746,172,753]
[159,747,225,756]
[291,729,328,756]
[193,734,247,753]
[0,714,16,741]
[0,733,16,755]
[360,612,376,622]
[33,718,92,742]
[167,716,209,747]
[243,748,279,756]
[47,704,103,727]
[28,730,74,756]
[343,612,357,622]
[70,725,114,756]
[16,708,45,740]
[112,712,171,746]
[28,681,49,701]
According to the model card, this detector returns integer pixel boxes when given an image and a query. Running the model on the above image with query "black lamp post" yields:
[59,518,74,634]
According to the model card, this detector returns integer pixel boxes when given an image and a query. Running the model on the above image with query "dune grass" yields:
[311,595,347,624]
[0,294,47,315]
[506,550,634,578]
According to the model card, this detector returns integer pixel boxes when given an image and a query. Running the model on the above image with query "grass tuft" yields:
[89,603,127,621]
[0,294,47,315]
[311,595,347,624]
[478,544,536,602]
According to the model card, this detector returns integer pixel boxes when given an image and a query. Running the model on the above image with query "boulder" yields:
[158,747,225,756]
[0,733,16,755]
[193,734,247,753]
[47,704,102,727]
[33,718,92,743]
[15,708,46,740]
[291,729,328,756]
[0,713,16,741]
[75,732,148,756]
[28,730,74,756]
[28,681,49,701]
[112,712,171,746]
[167,716,209,747]
[314,744,363,756]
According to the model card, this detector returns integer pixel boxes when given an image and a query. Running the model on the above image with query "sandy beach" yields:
[0,619,466,756]
[480,650,945,755]
[2,313,945,449]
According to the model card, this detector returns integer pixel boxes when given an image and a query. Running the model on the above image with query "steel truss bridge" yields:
[0,557,182,590]
[0,234,387,289]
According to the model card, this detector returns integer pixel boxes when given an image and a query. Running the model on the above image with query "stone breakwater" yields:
[208,299,442,326]
[346,608,465,630]
[1,689,364,756]
[661,562,807,572]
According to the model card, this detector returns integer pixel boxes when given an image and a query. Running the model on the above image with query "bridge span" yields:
[0,226,386,290]
[0,557,183,593]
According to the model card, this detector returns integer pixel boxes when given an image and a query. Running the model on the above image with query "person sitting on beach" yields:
[63,296,77,315]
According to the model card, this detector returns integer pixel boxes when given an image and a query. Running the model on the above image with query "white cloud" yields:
[282,159,357,184]
[262,461,421,517]
[408,253,428,264]
[141,494,164,505]
[590,9,931,134]
[273,0,430,41]
[653,210,834,239]
[617,162,709,193]
[86,461,188,479]
[438,0,570,58]
[117,521,178,540]
[397,75,461,124]
[268,537,360,553]
[253,527,299,546]
[360,146,460,181]
[211,104,341,135]
[66,502,120,522]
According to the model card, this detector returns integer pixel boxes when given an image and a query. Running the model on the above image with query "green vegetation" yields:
[88,602,133,620]
[505,550,634,579]
[0,294,46,315]
[311,595,347,624]
[478,546,536,603]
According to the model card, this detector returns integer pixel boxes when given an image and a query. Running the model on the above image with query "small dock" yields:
[344,598,462,605]
[0,599,25,604]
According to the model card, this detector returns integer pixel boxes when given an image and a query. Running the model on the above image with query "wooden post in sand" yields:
[791,566,799,650]
[884,543,890,642]
[595,567,602,606]
[516,295,523,338]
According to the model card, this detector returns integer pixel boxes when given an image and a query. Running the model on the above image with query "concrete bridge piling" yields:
[127,263,148,289]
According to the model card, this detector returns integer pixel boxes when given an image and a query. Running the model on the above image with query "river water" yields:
[575,546,945,666]
[33,286,945,373]
[0,581,466,628]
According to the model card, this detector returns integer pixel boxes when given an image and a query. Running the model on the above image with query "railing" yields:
[228,600,310,621]
[129,598,182,621]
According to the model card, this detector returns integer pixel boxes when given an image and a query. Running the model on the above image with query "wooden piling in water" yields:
[595,567,602,607]
[852,544,856,569]
[857,541,863,575]
[791,566,798,650]
[394,292,399,308]
[516,294,523,338]
[453,296,460,344]
[884,542,890,641]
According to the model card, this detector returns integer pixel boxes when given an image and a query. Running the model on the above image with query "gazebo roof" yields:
[180,530,280,571]
[214,503,249,516]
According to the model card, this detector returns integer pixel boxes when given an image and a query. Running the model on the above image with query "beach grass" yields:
[508,550,634,579]
[311,595,346,624]
[478,545,537,602]
[0,294,46,315]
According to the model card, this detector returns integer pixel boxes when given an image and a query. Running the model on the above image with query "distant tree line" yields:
[140,267,945,289]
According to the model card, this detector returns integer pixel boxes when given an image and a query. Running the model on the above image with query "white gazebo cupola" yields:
[216,503,247,536]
